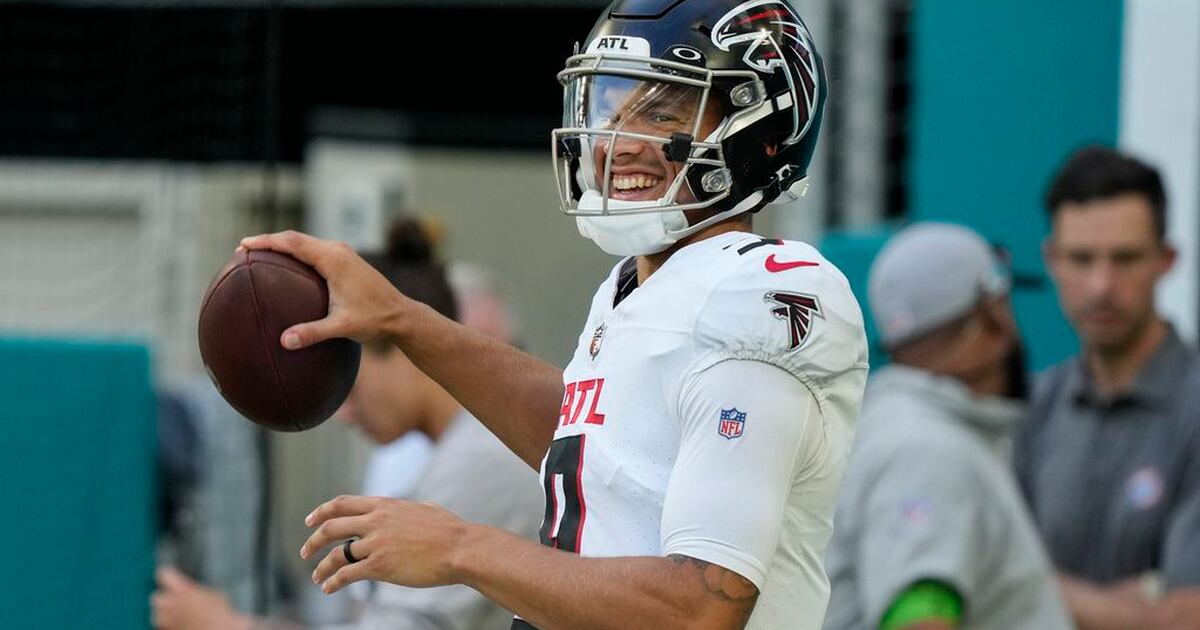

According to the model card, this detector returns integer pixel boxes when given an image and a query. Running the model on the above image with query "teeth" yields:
[612,174,662,191]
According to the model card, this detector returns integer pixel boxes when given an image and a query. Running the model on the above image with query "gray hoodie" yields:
[822,365,1073,630]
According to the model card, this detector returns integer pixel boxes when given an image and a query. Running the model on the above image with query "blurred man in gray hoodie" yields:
[823,223,1072,630]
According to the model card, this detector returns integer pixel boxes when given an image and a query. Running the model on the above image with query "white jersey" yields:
[535,231,868,629]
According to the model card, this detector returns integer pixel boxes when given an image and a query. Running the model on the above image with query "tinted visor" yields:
[556,74,713,213]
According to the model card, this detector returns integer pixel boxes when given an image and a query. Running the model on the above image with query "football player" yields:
[240,1,867,628]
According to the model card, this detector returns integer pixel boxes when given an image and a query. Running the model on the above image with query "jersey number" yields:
[540,434,587,553]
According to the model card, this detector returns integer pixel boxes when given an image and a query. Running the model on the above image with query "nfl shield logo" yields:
[718,408,746,440]
[589,324,606,359]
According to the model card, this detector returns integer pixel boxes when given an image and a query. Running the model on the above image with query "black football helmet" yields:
[553,0,826,225]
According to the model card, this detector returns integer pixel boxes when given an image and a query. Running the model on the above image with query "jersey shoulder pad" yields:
[692,238,868,380]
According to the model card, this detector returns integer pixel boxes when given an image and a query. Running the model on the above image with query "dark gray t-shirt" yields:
[1014,328,1200,587]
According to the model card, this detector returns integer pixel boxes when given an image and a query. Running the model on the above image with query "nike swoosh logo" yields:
[765,254,819,273]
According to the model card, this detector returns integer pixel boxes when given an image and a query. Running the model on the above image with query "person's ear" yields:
[1041,238,1063,290]
[1157,240,1178,278]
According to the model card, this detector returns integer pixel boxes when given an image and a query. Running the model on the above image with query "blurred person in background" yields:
[152,217,543,630]
[1015,146,1200,629]
[448,263,522,349]
[823,223,1072,630]
[356,262,523,531]
[155,391,203,566]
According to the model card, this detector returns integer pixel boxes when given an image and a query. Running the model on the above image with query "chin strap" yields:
[665,191,764,241]
[758,162,809,207]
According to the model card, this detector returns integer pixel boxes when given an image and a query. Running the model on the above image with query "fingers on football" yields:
[239,230,328,271]
[281,316,349,351]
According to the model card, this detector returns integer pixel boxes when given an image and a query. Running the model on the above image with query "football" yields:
[198,249,360,431]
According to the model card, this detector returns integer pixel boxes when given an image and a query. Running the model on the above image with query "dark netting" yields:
[0,6,269,161]
[0,4,601,161]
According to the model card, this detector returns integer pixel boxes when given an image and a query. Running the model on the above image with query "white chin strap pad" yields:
[574,191,690,256]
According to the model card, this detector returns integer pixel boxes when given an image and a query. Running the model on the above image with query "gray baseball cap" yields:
[869,222,1010,348]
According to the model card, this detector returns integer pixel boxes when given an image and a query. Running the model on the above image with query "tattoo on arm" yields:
[668,554,759,626]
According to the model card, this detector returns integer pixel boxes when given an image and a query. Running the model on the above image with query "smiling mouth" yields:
[608,173,665,201]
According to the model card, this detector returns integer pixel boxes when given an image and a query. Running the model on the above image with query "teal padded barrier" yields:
[821,226,898,368]
[908,0,1123,370]
[0,338,155,630]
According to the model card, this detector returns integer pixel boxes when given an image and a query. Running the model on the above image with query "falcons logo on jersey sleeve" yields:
[764,291,823,350]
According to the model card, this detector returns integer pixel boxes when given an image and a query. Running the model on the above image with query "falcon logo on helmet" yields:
[712,0,820,144]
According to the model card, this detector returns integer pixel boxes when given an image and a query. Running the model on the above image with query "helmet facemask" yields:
[553,53,761,219]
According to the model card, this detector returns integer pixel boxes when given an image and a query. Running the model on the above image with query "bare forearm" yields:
[450,525,757,630]
[1058,574,1200,630]
[1059,573,1153,630]
[1162,589,1200,630]
[386,299,563,468]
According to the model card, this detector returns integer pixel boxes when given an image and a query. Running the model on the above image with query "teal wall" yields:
[908,0,1124,370]
[822,227,896,366]
[0,338,156,630]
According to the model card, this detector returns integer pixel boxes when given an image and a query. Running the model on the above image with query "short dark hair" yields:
[362,215,458,325]
[1045,145,1167,240]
